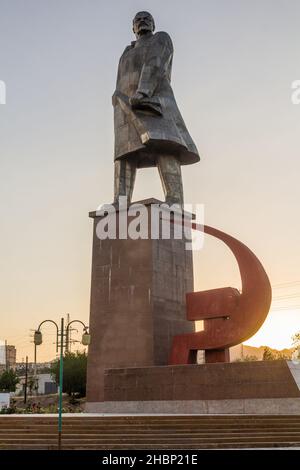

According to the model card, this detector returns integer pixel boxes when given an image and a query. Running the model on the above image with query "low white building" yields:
[36,373,57,395]
[16,373,57,396]
[0,393,10,409]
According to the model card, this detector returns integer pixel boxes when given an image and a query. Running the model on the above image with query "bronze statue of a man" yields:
[112,11,200,205]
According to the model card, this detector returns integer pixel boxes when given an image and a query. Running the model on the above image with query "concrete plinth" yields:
[86,361,300,414]
[86,199,194,403]
[103,360,300,401]
[85,398,300,415]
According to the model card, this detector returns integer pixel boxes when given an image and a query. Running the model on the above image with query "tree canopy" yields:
[263,346,291,361]
[0,369,19,392]
[51,351,87,397]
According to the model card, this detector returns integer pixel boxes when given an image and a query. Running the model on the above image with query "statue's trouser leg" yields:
[114,159,137,203]
[156,155,184,205]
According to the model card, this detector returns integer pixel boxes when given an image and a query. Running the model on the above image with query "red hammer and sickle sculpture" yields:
[169,223,272,364]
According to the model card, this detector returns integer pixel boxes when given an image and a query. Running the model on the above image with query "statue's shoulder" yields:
[154,31,172,42]
[153,31,173,49]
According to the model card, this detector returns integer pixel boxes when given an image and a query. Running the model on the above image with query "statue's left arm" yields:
[134,32,173,101]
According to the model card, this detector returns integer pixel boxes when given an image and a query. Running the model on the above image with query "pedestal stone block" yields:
[86,200,194,402]
[103,360,300,402]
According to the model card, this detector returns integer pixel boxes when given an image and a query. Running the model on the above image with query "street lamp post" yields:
[58,317,64,450]
[34,317,91,450]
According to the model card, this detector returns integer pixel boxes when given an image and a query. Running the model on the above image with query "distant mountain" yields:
[230,344,293,361]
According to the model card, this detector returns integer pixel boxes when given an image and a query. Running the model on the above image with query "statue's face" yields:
[133,11,154,37]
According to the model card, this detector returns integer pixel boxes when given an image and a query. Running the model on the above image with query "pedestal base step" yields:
[86,397,300,415]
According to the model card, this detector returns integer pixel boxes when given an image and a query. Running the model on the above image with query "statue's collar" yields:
[131,32,153,47]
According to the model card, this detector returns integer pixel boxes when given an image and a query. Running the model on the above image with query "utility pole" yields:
[66,314,70,352]
[30,329,37,377]
[68,314,72,352]
[24,356,28,404]
[34,343,37,376]
[5,340,7,371]
[65,314,78,353]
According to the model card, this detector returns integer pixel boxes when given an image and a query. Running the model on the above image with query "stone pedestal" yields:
[86,199,194,403]
[85,361,300,414]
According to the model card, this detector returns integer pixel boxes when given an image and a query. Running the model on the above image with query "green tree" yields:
[276,351,292,360]
[0,369,19,392]
[263,347,276,361]
[51,351,87,397]
[28,376,38,394]
[234,355,258,362]
[263,346,291,361]
[292,331,300,349]
[292,331,300,360]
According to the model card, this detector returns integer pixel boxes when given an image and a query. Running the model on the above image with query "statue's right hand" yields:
[129,92,147,108]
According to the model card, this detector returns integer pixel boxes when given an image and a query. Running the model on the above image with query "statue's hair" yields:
[132,11,155,32]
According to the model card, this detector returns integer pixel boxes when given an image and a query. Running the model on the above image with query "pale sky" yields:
[0,0,300,362]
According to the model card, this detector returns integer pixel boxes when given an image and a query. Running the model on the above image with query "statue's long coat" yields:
[112,31,200,168]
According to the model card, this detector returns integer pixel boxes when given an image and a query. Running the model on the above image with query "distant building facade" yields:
[0,344,17,372]
[6,345,16,370]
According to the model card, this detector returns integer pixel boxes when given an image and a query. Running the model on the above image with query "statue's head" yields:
[132,11,155,38]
